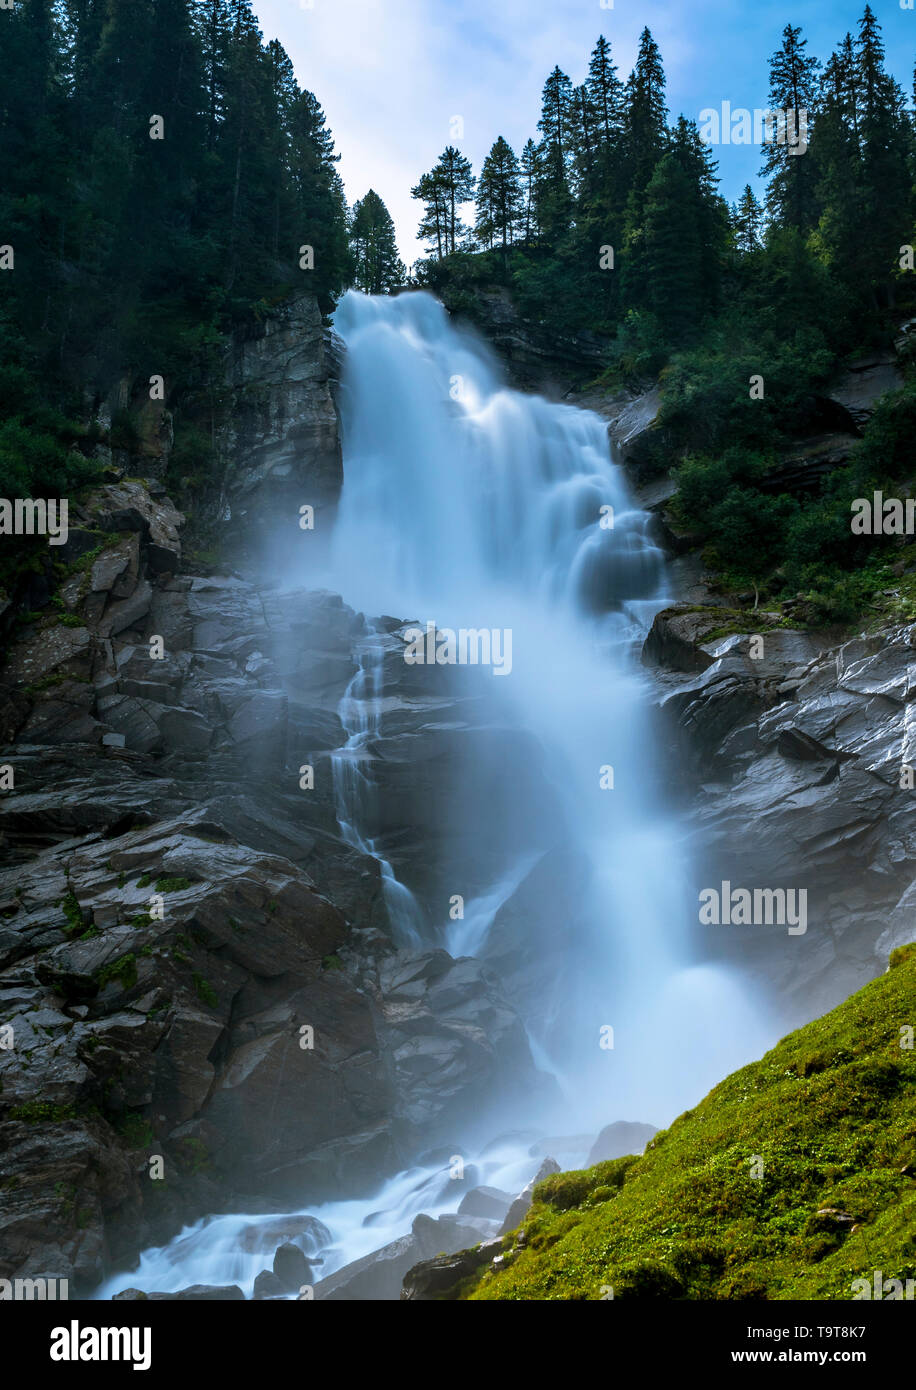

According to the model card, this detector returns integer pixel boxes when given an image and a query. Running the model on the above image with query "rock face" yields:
[222,295,343,564]
[442,285,608,392]
[0,479,547,1294]
[315,1212,495,1301]
[644,607,916,1018]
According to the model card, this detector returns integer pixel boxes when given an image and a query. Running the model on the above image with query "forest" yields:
[2,2,915,620]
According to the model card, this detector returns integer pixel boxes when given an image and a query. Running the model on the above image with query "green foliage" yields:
[0,0,351,511]
[97,954,138,992]
[192,973,219,1008]
[155,877,193,893]
[465,945,916,1300]
[9,1100,78,1124]
[117,1111,155,1149]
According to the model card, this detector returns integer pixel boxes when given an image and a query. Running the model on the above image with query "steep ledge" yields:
[221,295,344,566]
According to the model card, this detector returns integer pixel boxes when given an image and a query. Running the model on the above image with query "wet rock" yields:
[253,1269,286,1299]
[272,1242,312,1292]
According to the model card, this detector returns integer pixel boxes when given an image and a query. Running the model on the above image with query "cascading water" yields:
[325,290,773,1123]
[96,290,775,1298]
[331,628,424,944]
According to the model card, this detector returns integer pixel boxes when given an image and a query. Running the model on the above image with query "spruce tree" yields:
[760,23,820,233]
[350,190,405,294]
[733,185,764,252]
[475,137,523,252]
[625,28,668,199]
[537,66,574,239]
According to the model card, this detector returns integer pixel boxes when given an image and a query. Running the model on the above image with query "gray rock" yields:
[272,1242,312,1292]
[456,1185,513,1221]
[253,1269,286,1299]
[587,1121,658,1165]
[500,1157,561,1234]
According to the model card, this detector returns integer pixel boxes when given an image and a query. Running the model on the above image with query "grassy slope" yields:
[466,945,916,1300]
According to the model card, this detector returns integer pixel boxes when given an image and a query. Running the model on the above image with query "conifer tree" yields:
[350,190,405,293]
[760,23,820,232]
[475,137,523,251]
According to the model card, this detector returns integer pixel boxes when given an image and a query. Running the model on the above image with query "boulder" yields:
[587,1121,658,1165]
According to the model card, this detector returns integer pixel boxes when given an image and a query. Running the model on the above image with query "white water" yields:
[96,291,775,1299]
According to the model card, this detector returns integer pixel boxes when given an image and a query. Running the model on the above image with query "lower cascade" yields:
[97,291,776,1299]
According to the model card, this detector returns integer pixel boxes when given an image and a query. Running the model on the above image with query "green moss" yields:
[321,953,344,972]
[9,1100,77,1123]
[117,1111,154,1149]
[59,891,84,938]
[462,944,916,1301]
[136,873,152,889]
[890,943,916,971]
[155,877,192,893]
[192,973,218,1008]
[96,953,138,992]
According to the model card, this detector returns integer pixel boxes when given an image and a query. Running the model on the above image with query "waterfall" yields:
[96,290,774,1298]
[325,289,771,1124]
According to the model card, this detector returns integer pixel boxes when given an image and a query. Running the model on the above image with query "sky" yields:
[255,0,915,267]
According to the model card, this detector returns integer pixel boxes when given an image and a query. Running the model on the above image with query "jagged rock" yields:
[645,618,916,1014]
[500,1157,561,1234]
[828,353,903,429]
[400,1238,502,1301]
[315,1213,488,1301]
[457,1185,513,1221]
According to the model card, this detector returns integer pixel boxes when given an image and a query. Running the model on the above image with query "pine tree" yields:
[852,5,911,305]
[411,169,449,259]
[625,28,668,199]
[350,190,405,294]
[475,137,523,252]
[537,66,574,239]
[519,138,541,244]
[760,23,820,232]
[587,35,624,148]
[413,147,474,256]
[734,184,764,252]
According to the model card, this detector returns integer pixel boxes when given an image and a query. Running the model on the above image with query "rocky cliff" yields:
[0,294,550,1293]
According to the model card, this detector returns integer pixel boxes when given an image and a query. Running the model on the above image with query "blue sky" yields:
[256,0,915,266]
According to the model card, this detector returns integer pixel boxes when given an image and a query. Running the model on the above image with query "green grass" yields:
[464,946,916,1301]
[155,877,193,893]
